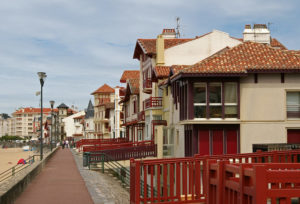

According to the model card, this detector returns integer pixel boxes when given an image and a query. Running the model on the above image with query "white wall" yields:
[164,30,241,66]
[62,111,85,137]
[240,73,300,153]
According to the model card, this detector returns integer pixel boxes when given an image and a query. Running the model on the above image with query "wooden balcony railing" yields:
[87,142,157,162]
[137,111,145,121]
[76,138,128,150]
[145,97,162,109]
[82,140,154,152]
[130,149,300,204]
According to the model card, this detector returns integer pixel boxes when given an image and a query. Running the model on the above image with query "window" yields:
[209,83,222,118]
[287,92,300,119]
[193,82,238,119]
[224,83,238,118]
[194,83,206,118]
[133,100,137,114]
[163,128,174,157]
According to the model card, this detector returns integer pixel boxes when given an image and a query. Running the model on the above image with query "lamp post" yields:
[38,72,47,161]
[50,100,55,151]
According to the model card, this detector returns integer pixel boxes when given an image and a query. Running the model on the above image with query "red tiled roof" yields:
[13,108,54,114]
[270,38,287,50]
[173,42,300,77]
[73,115,84,120]
[91,84,114,95]
[171,65,191,75]
[67,109,77,115]
[154,66,171,78]
[128,78,139,94]
[120,70,140,83]
[133,38,194,59]
[286,50,300,55]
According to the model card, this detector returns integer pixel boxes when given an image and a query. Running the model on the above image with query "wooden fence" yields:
[130,150,300,204]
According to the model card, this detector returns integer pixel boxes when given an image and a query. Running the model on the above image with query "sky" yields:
[0,0,299,115]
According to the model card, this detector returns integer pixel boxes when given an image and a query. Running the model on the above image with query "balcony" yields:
[83,141,157,161]
[145,97,162,109]
[137,111,145,122]
[143,78,152,93]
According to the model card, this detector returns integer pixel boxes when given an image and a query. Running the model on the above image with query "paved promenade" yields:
[15,148,94,204]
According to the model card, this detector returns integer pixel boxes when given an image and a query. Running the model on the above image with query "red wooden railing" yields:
[88,143,157,162]
[76,138,128,150]
[145,97,162,109]
[208,160,300,204]
[130,150,300,204]
[83,140,154,152]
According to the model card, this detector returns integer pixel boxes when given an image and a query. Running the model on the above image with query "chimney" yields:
[161,28,176,39]
[243,24,270,44]
[156,34,165,65]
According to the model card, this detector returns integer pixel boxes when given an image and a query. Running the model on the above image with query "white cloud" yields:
[0,0,299,114]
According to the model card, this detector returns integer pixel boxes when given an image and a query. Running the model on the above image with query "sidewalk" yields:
[14,148,94,204]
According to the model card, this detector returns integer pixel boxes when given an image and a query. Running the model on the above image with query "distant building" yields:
[83,100,95,139]
[62,111,85,141]
[0,114,10,137]
[12,107,52,139]
[56,103,77,140]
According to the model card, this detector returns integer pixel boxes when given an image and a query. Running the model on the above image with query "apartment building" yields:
[12,107,52,139]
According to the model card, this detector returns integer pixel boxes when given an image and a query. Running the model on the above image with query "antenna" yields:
[267,22,273,30]
[176,17,181,38]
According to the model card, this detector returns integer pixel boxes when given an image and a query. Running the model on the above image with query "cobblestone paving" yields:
[71,149,130,204]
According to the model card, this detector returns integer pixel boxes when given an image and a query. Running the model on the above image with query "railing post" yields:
[135,160,141,203]
[216,160,224,204]
[87,153,91,170]
[253,165,267,203]
[101,154,105,173]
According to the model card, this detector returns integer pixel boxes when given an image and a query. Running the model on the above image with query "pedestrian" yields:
[66,140,69,148]
[62,140,65,149]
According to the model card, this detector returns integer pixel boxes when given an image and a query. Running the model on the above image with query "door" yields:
[287,129,300,144]
[226,130,238,154]
[198,130,209,156]
[212,130,223,155]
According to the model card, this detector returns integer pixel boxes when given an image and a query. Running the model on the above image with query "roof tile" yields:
[120,70,140,83]
[176,42,300,76]
[91,84,114,95]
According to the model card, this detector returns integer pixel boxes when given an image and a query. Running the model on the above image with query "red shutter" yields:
[226,130,238,154]
[287,129,300,144]
[198,130,209,156]
[212,130,223,155]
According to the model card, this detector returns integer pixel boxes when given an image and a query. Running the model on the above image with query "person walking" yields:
[66,140,69,148]
[62,140,65,149]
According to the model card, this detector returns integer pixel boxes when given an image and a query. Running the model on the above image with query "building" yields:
[92,84,115,139]
[83,100,95,139]
[158,24,300,156]
[62,111,85,141]
[130,25,296,158]
[56,103,77,141]
[12,107,52,139]
[0,114,10,137]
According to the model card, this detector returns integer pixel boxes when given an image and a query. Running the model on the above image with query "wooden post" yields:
[254,165,267,203]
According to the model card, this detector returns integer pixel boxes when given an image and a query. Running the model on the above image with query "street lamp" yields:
[50,100,55,151]
[38,72,47,161]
